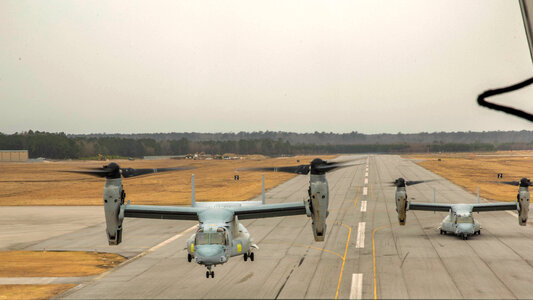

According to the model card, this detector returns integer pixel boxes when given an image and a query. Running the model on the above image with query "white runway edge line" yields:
[349,273,363,299]
[355,222,365,248]
[62,225,197,297]
[363,187,368,196]
[361,201,367,212]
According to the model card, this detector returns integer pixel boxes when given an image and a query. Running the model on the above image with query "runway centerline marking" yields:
[349,273,363,299]
[334,223,352,300]
[365,172,368,177]
[355,222,365,248]
[363,187,368,196]
[361,201,367,212]
[364,178,368,185]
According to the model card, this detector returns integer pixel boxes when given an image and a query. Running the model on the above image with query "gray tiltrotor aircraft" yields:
[70,159,349,278]
[393,177,530,240]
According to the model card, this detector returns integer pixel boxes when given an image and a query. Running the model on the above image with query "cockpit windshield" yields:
[456,215,473,224]
[195,229,227,245]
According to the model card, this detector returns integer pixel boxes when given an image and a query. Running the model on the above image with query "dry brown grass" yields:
[0,155,335,206]
[0,251,126,277]
[0,284,76,300]
[405,151,533,201]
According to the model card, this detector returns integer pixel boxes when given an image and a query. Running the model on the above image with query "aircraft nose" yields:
[456,223,474,235]
[195,245,226,264]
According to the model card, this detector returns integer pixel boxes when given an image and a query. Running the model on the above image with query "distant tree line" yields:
[1,131,532,159]
[74,130,533,145]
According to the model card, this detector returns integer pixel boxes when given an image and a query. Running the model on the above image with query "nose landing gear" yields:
[205,266,215,278]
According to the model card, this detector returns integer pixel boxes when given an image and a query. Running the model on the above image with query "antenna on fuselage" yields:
[262,174,265,205]
[191,174,195,207]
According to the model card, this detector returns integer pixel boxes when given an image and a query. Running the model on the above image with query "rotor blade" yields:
[60,170,110,178]
[120,166,195,178]
[315,162,364,173]
[237,165,310,175]
[325,158,366,165]
[490,181,520,186]
[405,180,435,186]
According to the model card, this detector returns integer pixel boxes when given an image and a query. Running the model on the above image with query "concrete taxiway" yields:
[2,154,533,299]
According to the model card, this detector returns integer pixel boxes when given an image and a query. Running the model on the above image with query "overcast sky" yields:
[1,0,532,134]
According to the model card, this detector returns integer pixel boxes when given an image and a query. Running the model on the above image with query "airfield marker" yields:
[356,222,365,248]
[349,273,363,299]
[363,187,368,196]
[364,178,368,185]
[361,201,367,212]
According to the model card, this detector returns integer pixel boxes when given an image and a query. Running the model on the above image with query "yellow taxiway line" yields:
[372,224,392,300]
[294,244,344,260]
[335,223,352,300]
[354,187,360,208]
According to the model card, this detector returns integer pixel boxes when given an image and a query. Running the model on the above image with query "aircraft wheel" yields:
[244,253,248,261]
[462,234,468,240]
[206,271,209,278]
[477,230,481,235]
[440,229,444,235]
[250,252,255,261]
[211,271,215,278]
[187,254,192,262]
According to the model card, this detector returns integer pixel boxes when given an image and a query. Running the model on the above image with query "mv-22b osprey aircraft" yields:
[67,158,355,278]
[393,177,530,240]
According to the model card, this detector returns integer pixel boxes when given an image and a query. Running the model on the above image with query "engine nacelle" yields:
[395,188,407,225]
[307,175,329,241]
[103,178,125,245]
[517,188,530,226]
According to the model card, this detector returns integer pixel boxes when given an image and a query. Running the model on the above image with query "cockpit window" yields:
[195,229,227,245]
[195,232,210,245]
[210,232,226,245]
[456,215,473,224]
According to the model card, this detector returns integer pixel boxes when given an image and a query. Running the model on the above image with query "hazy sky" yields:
[1,0,533,134]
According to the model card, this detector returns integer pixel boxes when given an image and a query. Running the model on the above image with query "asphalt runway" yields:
[3,154,533,299]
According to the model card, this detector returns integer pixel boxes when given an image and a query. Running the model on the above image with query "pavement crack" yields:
[275,267,295,300]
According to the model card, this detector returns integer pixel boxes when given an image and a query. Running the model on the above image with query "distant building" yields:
[0,150,29,162]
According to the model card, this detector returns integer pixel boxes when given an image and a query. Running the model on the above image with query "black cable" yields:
[477,76,533,122]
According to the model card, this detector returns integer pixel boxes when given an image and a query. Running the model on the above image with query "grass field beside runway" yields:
[0,251,126,277]
[0,251,125,300]
[0,284,76,300]
[405,151,533,201]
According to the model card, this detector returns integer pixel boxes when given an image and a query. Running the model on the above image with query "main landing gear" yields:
[243,252,255,262]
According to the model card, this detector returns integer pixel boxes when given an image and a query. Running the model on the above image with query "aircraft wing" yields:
[408,202,453,212]
[233,202,307,220]
[472,202,517,212]
[124,204,201,220]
